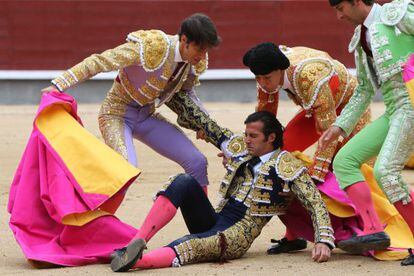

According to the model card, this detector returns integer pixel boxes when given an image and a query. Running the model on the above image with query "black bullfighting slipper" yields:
[337,231,390,254]
[110,239,147,272]
[267,237,307,254]
[401,248,414,266]
[110,248,126,260]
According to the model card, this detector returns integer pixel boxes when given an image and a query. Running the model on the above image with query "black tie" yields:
[360,25,373,57]
[169,62,185,82]
[285,88,294,95]
[247,156,261,177]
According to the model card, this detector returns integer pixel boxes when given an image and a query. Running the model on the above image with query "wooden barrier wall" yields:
[0,0,389,70]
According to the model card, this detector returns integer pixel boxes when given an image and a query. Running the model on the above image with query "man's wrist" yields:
[332,125,346,139]
[317,241,334,250]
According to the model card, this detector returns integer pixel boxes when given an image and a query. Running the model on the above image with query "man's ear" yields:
[268,133,276,144]
[180,34,188,44]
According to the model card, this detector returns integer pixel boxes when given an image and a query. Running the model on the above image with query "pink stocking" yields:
[132,195,177,242]
[132,247,176,269]
[345,181,383,235]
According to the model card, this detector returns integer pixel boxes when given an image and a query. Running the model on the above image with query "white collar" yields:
[363,3,380,29]
[175,40,187,63]
[258,150,277,164]
[282,70,293,91]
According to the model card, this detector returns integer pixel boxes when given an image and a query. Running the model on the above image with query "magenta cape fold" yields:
[8,92,138,266]
[403,54,414,83]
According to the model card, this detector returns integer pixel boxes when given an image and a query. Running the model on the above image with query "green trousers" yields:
[333,109,414,204]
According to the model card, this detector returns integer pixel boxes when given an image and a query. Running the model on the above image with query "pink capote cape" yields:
[8,92,139,266]
[282,168,414,260]
[403,54,414,107]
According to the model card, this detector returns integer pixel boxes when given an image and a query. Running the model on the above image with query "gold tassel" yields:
[283,182,290,193]
[268,94,274,103]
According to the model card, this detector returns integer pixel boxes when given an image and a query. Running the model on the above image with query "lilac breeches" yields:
[99,103,208,186]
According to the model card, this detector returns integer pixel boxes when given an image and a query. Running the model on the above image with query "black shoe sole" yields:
[401,255,414,266]
[267,239,307,255]
[110,239,147,272]
[338,238,390,254]
[267,247,306,255]
[110,250,122,260]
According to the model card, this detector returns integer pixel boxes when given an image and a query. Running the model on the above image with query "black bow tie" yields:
[284,88,294,95]
[246,156,261,176]
[248,156,261,166]
[360,25,373,57]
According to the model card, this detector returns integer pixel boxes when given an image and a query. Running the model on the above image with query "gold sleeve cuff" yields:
[310,140,337,182]
[52,69,79,91]
[291,172,335,248]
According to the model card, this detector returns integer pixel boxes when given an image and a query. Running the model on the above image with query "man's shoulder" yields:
[289,55,336,110]
[222,134,248,159]
[380,0,411,26]
[126,29,172,72]
[288,46,331,61]
[293,56,335,80]
[274,150,307,181]
[126,29,171,43]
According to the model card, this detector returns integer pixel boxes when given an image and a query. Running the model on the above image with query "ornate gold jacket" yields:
[258,46,370,182]
[217,135,335,247]
[284,46,359,181]
[52,30,207,107]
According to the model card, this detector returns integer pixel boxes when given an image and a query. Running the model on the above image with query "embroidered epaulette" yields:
[292,57,335,110]
[348,25,361,53]
[126,30,170,72]
[193,54,208,76]
[285,46,331,63]
[381,0,411,26]
[223,134,248,158]
[275,151,307,181]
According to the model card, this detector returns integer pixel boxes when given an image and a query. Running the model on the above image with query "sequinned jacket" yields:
[218,135,335,248]
[335,0,414,135]
[51,30,221,137]
[257,46,363,182]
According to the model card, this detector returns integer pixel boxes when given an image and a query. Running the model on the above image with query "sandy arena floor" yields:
[1,101,413,275]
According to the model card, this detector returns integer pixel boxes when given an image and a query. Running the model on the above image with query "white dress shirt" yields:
[363,3,380,51]
[252,150,277,182]
[362,3,381,85]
